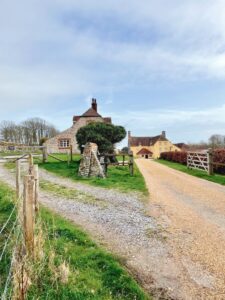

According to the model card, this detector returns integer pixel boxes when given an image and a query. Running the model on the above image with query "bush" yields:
[213,149,225,174]
[76,122,126,153]
[160,151,187,165]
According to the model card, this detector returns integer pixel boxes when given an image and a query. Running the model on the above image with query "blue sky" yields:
[1,0,225,146]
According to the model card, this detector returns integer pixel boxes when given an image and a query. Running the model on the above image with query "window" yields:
[59,139,70,148]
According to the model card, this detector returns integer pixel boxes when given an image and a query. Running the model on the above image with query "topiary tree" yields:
[76,122,126,153]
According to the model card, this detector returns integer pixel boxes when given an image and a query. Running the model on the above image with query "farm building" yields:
[44,99,112,154]
[128,131,180,159]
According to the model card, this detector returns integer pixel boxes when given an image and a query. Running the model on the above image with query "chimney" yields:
[92,98,97,112]
[161,131,166,138]
[128,131,131,138]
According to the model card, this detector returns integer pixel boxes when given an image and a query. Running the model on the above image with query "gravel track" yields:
[1,162,224,299]
[136,159,225,300]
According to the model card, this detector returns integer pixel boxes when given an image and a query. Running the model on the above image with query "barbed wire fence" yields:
[0,154,39,300]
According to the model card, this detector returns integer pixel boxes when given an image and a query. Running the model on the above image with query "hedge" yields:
[160,150,225,174]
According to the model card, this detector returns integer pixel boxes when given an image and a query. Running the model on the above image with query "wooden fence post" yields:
[16,160,21,199]
[104,156,108,176]
[207,148,214,176]
[70,145,73,162]
[28,153,33,167]
[129,154,134,176]
[67,151,70,167]
[42,147,48,163]
[23,175,35,256]
[33,165,39,213]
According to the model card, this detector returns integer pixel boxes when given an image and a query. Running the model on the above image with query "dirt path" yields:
[136,159,225,299]
[1,163,225,299]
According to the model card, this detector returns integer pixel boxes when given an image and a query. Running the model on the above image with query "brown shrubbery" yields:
[160,150,225,174]
[160,151,187,165]
[213,149,225,174]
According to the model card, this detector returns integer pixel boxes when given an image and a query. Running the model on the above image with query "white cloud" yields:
[106,104,225,143]
[0,0,225,144]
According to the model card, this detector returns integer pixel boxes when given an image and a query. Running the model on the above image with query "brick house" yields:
[44,99,112,154]
[128,131,180,159]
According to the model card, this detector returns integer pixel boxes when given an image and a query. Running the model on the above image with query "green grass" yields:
[0,181,16,296]
[157,159,225,185]
[40,179,108,208]
[38,154,148,196]
[0,181,150,300]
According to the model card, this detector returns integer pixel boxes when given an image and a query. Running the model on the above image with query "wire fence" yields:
[0,154,40,299]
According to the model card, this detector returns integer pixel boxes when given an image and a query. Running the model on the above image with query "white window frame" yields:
[59,139,70,148]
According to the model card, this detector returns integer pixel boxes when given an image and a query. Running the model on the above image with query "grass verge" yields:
[37,154,148,196]
[40,179,108,208]
[157,159,225,186]
[0,181,150,299]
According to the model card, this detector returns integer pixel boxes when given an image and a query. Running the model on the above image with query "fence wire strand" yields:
[1,226,21,300]
[0,206,16,236]
[0,216,18,262]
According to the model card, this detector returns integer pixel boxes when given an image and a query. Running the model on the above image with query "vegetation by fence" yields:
[0,155,40,299]
[98,153,134,176]
[160,149,225,175]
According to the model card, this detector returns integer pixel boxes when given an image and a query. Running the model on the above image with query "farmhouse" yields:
[128,131,180,159]
[45,99,112,154]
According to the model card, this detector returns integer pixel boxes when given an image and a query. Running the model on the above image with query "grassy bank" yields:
[0,182,16,297]
[0,181,150,299]
[157,159,225,186]
[38,154,148,195]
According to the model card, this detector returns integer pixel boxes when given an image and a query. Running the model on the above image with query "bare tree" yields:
[209,134,225,148]
[0,118,59,145]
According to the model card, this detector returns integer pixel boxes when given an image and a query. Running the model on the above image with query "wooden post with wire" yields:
[23,175,35,256]
[33,165,39,213]
[16,160,21,199]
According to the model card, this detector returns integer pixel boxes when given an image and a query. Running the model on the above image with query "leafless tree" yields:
[209,134,225,148]
[0,118,59,145]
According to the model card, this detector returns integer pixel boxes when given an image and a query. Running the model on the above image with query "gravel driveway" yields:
[1,161,225,299]
[136,159,225,300]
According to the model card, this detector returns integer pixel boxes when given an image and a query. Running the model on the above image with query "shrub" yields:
[213,149,225,174]
[160,149,225,174]
[160,151,187,165]
[76,122,126,154]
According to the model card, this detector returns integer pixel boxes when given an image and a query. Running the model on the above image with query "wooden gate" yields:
[187,149,213,175]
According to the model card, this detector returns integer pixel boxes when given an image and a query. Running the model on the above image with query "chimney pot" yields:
[162,131,166,138]
[92,98,97,111]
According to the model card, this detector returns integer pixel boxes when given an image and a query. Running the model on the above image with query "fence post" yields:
[129,154,134,176]
[67,151,70,167]
[23,175,35,256]
[16,160,21,199]
[28,153,33,167]
[207,148,213,176]
[33,165,39,213]
[42,147,48,163]
[70,145,73,162]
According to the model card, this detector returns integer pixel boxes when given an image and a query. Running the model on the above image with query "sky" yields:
[1,0,225,146]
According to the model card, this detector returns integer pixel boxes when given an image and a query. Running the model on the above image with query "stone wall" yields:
[78,143,105,178]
